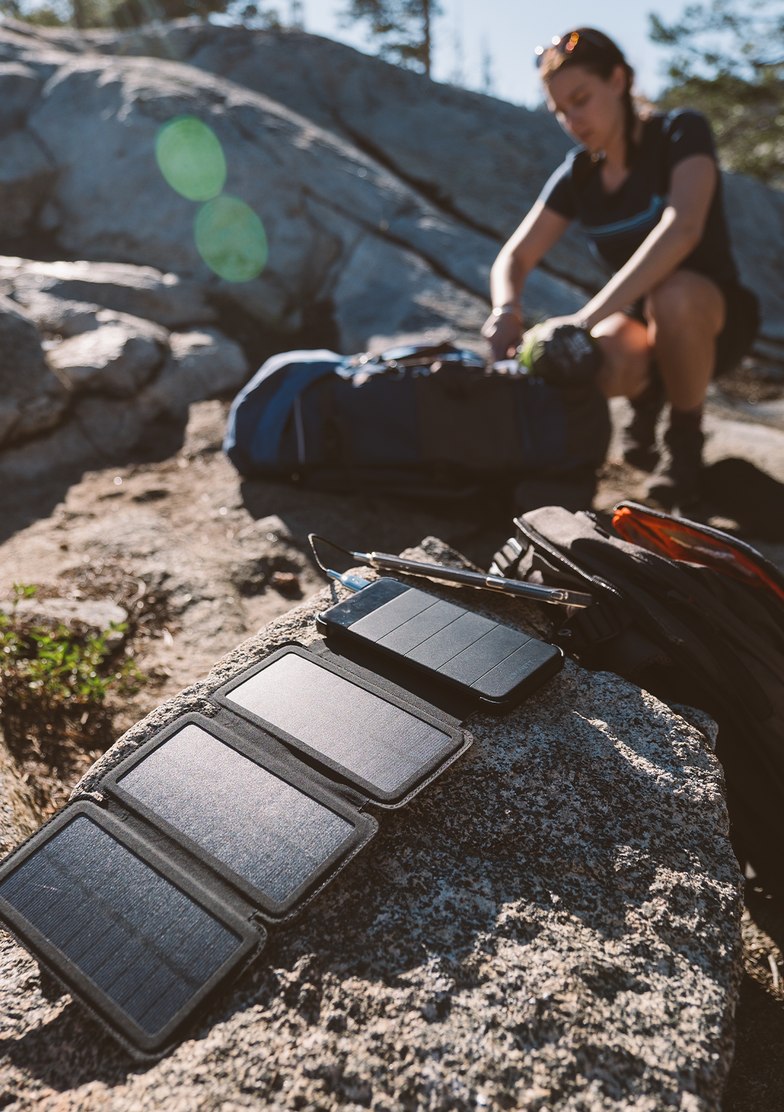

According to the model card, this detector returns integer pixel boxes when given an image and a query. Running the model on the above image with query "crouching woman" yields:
[482,27,758,507]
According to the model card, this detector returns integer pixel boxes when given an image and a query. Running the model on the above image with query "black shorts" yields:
[624,276,759,376]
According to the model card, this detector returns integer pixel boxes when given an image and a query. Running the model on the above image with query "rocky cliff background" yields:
[1,14,784,491]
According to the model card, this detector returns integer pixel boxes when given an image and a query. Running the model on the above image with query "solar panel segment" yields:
[115,723,356,907]
[222,651,459,799]
[0,814,244,1039]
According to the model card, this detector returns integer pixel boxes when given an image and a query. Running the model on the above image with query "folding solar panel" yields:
[213,646,468,805]
[0,638,472,1060]
[0,803,259,1058]
[102,717,377,919]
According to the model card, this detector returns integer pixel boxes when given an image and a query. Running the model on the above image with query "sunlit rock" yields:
[2,258,218,329]
[46,316,168,397]
[144,327,249,420]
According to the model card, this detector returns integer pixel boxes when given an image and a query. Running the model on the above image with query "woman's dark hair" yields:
[537,28,639,168]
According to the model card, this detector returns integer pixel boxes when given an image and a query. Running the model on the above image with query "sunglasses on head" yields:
[534,29,610,68]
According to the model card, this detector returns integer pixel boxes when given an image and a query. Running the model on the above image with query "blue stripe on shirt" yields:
[581,195,667,239]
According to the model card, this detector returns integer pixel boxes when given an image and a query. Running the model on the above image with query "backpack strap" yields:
[512,511,634,657]
[521,505,775,719]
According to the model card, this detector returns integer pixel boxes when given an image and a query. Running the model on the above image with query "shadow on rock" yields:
[723,972,784,1112]
[238,477,515,570]
[702,458,784,541]
[744,882,784,957]
[0,416,187,546]
[3,1000,139,1091]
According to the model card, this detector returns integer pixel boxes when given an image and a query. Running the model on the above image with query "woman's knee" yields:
[646,271,725,338]
[592,314,651,398]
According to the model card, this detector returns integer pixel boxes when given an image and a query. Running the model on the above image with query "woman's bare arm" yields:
[490,201,571,307]
[575,154,718,331]
[483,201,571,358]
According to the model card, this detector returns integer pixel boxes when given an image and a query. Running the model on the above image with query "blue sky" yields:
[296,0,690,105]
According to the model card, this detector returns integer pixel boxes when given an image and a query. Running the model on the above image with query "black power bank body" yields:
[316,578,563,712]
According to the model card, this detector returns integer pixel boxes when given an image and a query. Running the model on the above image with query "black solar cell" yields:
[0,815,242,1037]
[116,723,355,905]
[223,653,457,797]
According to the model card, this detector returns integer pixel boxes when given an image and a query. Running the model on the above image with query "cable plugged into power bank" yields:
[325,569,373,593]
[309,533,373,593]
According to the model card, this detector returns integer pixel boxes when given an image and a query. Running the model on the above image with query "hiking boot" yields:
[621,379,665,471]
[643,423,704,509]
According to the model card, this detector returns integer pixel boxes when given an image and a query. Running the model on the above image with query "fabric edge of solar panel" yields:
[101,712,380,923]
[0,801,263,1061]
[210,643,468,806]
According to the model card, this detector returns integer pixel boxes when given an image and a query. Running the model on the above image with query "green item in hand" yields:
[518,321,602,388]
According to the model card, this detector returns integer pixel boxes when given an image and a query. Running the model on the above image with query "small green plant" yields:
[12,584,38,602]
[0,582,150,815]
[0,584,143,721]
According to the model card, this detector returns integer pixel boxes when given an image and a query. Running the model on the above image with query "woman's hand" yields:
[484,202,571,359]
[481,308,524,361]
[526,313,589,337]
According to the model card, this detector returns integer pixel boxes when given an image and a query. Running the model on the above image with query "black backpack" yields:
[491,501,784,884]
[224,342,610,496]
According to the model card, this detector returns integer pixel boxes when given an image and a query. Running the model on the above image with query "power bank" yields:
[316,578,563,712]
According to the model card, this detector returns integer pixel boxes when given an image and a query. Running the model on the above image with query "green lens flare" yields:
[195,196,269,283]
[156,116,227,202]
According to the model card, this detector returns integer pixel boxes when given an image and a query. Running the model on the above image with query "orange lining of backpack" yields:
[612,504,784,604]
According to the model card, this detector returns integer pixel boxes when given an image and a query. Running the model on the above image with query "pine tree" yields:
[342,0,441,76]
[650,0,784,187]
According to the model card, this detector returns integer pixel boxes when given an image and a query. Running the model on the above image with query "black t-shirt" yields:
[539,109,738,289]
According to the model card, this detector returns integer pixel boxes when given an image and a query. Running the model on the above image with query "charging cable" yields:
[309,534,372,593]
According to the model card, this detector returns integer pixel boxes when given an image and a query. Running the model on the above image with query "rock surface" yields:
[0,128,54,237]
[0,255,250,483]
[47,316,167,396]
[0,60,43,134]
[722,174,784,354]
[0,532,744,1110]
[0,739,39,859]
[2,257,218,330]
[146,326,249,420]
[0,294,68,446]
[0,596,127,633]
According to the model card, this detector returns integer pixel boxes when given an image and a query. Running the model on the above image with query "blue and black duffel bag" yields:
[224,342,611,495]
